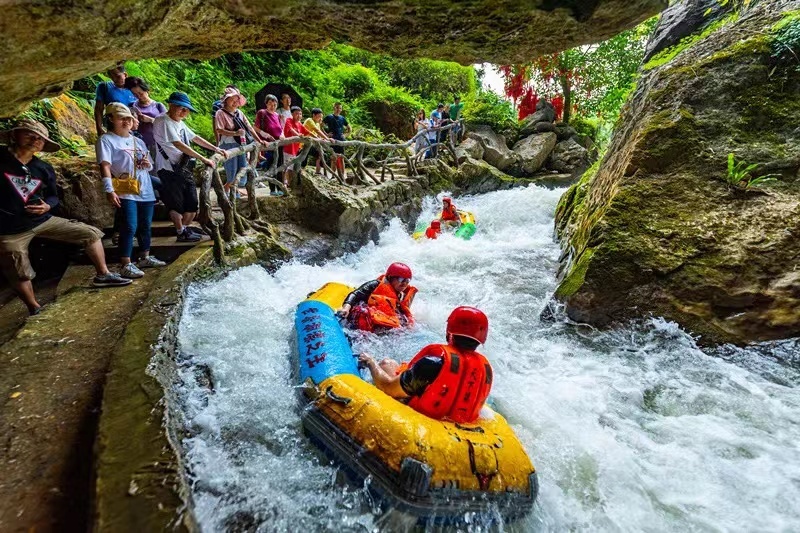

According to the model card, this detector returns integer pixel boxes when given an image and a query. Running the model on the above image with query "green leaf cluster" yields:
[84,44,498,141]
[724,153,779,191]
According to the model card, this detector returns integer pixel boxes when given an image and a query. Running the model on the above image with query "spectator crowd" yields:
[0,62,464,315]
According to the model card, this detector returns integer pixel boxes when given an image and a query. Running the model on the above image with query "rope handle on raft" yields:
[325,385,352,405]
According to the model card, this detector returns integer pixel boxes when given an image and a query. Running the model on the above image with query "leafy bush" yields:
[461,89,516,132]
[772,15,800,72]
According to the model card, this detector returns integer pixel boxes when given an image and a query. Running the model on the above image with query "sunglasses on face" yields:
[396,277,411,284]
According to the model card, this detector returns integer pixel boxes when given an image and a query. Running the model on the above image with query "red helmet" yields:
[431,220,441,229]
[443,197,452,205]
[385,262,412,279]
[446,306,489,344]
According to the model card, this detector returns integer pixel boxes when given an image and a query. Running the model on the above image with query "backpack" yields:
[211,100,223,119]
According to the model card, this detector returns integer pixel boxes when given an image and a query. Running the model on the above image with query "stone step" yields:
[95,234,211,264]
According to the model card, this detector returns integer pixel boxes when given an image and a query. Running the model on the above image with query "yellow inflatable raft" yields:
[295,282,538,524]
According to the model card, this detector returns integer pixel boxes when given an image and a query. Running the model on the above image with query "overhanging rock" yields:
[0,0,666,117]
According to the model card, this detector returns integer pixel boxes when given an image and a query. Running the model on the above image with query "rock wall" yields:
[554,1,800,345]
[0,0,667,117]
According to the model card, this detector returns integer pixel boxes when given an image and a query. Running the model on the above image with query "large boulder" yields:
[513,132,557,175]
[548,138,591,177]
[454,157,518,194]
[467,125,520,172]
[553,3,800,345]
[455,135,485,164]
[520,100,558,137]
[0,1,666,117]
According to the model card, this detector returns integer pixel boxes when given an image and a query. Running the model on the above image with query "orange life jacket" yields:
[441,204,459,222]
[425,226,440,239]
[364,276,417,329]
[406,343,493,423]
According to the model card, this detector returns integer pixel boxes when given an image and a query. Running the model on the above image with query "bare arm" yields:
[358,354,408,399]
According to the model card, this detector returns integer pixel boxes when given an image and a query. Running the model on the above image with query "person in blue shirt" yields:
[94,63,137,136]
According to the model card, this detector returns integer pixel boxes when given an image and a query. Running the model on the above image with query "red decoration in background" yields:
[552,95,564,121]
[517,88,539,120]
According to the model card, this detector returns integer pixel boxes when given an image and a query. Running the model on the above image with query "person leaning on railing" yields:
[303,108,331,178]
[214,87,258,200]
[254,94,286,197]
[153,92,227,242]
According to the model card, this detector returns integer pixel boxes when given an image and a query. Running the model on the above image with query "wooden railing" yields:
[196,120,464,263]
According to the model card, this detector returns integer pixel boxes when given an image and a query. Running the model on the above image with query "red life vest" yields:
[406,343,493,423]
[441,204,459,222]
[358,276,417,330]
[425,226,440,239]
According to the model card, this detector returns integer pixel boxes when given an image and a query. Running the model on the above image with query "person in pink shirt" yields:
[254,94,285,196]
[282,106,309,191]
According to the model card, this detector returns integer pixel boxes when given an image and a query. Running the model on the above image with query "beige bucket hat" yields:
[0,118,61,152]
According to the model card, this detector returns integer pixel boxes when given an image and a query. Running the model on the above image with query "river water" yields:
[175,185,800,532]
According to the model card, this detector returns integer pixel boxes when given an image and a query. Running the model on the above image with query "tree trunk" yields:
[561,74,572,124]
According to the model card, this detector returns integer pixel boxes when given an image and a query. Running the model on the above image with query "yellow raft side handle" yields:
[325,385,352,406]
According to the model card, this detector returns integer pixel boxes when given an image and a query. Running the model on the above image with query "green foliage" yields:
[88,44,491,142]
[461,89,516,132]
[0,95,88,156]
[771,14,800,72]
[724,153,779,191]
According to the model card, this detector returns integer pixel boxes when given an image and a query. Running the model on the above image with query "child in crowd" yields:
[303,108,330,177]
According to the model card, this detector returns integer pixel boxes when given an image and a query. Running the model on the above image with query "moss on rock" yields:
[553,2,800,345]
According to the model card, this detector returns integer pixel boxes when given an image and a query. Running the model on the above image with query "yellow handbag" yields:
[111,137,142,195]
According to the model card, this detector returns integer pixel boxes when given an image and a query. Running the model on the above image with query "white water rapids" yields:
[175,185,800,532]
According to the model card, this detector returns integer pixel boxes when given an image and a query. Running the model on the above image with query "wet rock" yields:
[513,132,557,175]
[467,125,521,173]
[553,3,800,345]
[548,138,591,177]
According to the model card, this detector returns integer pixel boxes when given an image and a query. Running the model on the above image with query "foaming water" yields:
[176,185,800,531]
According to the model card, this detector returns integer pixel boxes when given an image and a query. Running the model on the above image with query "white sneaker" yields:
[138,256,166,268]
[121,263,145,279]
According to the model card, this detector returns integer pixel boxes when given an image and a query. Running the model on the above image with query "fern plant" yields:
[725,153,779,192]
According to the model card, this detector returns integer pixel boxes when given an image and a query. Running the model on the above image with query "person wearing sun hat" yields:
[153,91,227,242]
[0,119,132,315]
[214,86,258,198]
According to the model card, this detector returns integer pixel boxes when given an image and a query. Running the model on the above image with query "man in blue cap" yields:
[153,92,227,242]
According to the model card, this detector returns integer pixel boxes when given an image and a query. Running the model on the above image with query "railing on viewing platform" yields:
[197,120,464,263]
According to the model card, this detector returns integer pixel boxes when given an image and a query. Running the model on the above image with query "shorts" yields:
[158,169,199,215]
[332,145,345,155]
[0,217,104,281]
